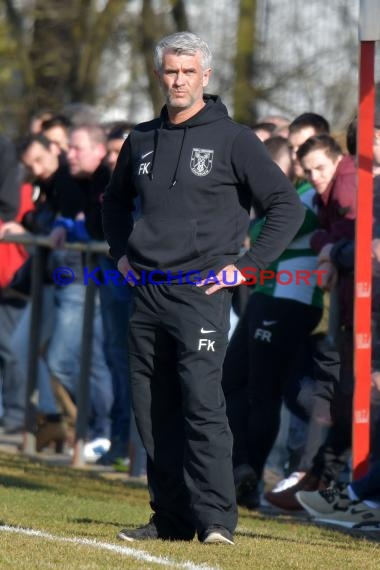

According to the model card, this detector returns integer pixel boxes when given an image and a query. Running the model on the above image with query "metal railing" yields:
[1,233,108,467]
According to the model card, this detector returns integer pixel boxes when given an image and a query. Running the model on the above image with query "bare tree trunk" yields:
[73,0,127,103]
[31,0,77,111]
[169,0,190,31]
[3,0,34,91]
[232,0,257,125]
[140,0,166,115]
[3,0,36,129]
[3,0,128,129]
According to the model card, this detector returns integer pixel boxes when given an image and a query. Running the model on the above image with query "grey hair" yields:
[70,123,106,146]
[154,32,212,71]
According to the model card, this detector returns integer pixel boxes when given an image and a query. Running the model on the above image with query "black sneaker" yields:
[238,486,261,510]
[118,515,195,542]
[200,526,235,545]
[233,464,259,507]
[118,519,159,541]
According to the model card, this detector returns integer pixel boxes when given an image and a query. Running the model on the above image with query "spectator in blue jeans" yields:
[96,122,142,467]
[46,272,112,442]
[97,253,132,464]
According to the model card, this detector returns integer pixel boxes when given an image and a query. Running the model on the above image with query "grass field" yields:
[0,451,379,569]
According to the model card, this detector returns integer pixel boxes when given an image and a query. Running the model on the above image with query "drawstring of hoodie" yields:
[148,126,161,181]
[148,122,188,189]
[169,126,188,188]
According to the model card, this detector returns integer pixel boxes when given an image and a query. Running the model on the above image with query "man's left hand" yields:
[49,226,67,249]
[196,264,245,295]
[318,260,338,291]
[317,243,333,265]
[0,221,26,238]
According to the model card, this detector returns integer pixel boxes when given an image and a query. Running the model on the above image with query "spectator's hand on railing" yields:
[317,243,334,265]
[117,254,140,285]
[49,226,67,249]
[318,260,338,292]
[0,221,26,238]
[316,243,337,291]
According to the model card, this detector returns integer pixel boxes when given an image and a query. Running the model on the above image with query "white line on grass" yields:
[0,524,220,570]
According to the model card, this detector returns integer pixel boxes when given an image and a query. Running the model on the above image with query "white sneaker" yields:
[271,471,305,493]
[84,438,111,462]
[296,486,350,517]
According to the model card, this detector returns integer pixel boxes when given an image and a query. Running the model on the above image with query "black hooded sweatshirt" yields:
[102,95,304,276]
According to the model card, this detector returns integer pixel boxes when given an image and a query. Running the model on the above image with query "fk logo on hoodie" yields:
[138,150,154,175]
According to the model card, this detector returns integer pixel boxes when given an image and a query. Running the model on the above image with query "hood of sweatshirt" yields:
[149,95,229,188]
[160,94,228,127]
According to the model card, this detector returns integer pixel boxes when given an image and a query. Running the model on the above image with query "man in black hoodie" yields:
[102,31,304,545]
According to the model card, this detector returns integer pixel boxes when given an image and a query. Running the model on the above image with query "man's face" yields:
[67,129,105,177]
[288,126,317,178]
[106,138,125,172]
[155,50,211,113]
[22,141,60,181]
[301,149,341,195]
[43,125,69,153]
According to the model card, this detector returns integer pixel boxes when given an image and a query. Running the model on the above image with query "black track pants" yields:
[128,283,237,535]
